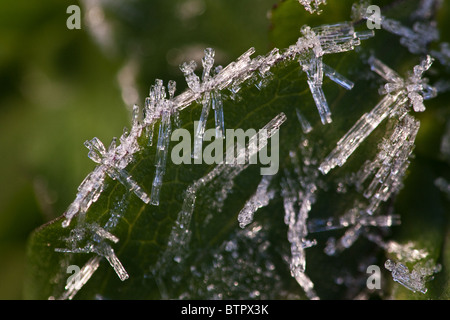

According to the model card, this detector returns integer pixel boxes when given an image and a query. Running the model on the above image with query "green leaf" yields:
[24,0,450,299]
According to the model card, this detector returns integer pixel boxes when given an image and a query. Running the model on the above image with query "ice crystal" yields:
[355,114,421,214]
[55,221,129,282]
[62,105,149,228]
[237,175,275,229]
[153,114,287,290]
[51,0,447,300]
[355,0,447,66]
[298,0,327,14]
[319,55,435,175]
[179,48,226,159]
[55,256,101,300]
[385,259,441,294]
[280,136,320,299]
[297,23,372,124]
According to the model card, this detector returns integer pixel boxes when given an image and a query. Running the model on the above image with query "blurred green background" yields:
[0,0,278,299]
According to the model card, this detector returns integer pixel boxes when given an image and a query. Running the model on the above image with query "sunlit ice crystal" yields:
[319,55,435,175]
[281,156,318,298]
[237,175,275,229]
[151,100,172,206]
[58,256,101,300]
[311,22,374,54]
[319,92,402,175]
[55,219,129,286]
[301,55,332,125]
[62,166,107,228]
[385,259,441,294]
[180,60,201,93]
[355,114,420,214]
[323,63,354,90]
[185,48,226,158]
[83,135,150,205]
[101,243,129,281]
[297,23,372,125]
[298,0,327,15]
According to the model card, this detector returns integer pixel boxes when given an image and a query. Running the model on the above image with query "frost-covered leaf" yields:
[25,0,450,299]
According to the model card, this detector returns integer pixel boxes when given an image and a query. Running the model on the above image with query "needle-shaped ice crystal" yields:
[57,256,101,300]
[55,222,129,283]
[355,114,420,214]
[298,23,372,124]
[355,2,442,58]
[154,114,287,281]
[183,48,227,159]
[84,133,150,205]
[62,105,148,228]
[62,166,107,228]
[237,175,275,228]
[308,210,400,233]
[319,56,435,175]
[142,79,180,206]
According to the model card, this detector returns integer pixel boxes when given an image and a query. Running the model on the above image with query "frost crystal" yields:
[319,55,435,175]
[355,114,420,214]
[385,259,441,294]
[55,222,129,282]
[179,48,227,160]
[281,137,320,299]
[57,256,101,300]
[298,0,327,14]
[62,105,149,228]
[238,175,275,228]
[356,1,446,63]
[153,114,286,289]
[298,23,372,124]
[142,79,180,206]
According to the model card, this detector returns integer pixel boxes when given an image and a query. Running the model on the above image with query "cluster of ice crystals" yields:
[298,0,327,14]
[169,22,370,130]
[355,114,420,214]
[54,256,101,300]
[297,23,372,124]
[56,221,128,281]
[280,137,320,299]
[153,114,287,288]
[179,48,226,159]
[62,105,148,228]
[354,0,450,68]
[54,0,449,299]
[385,259,441,294]
[319,55,435,175]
